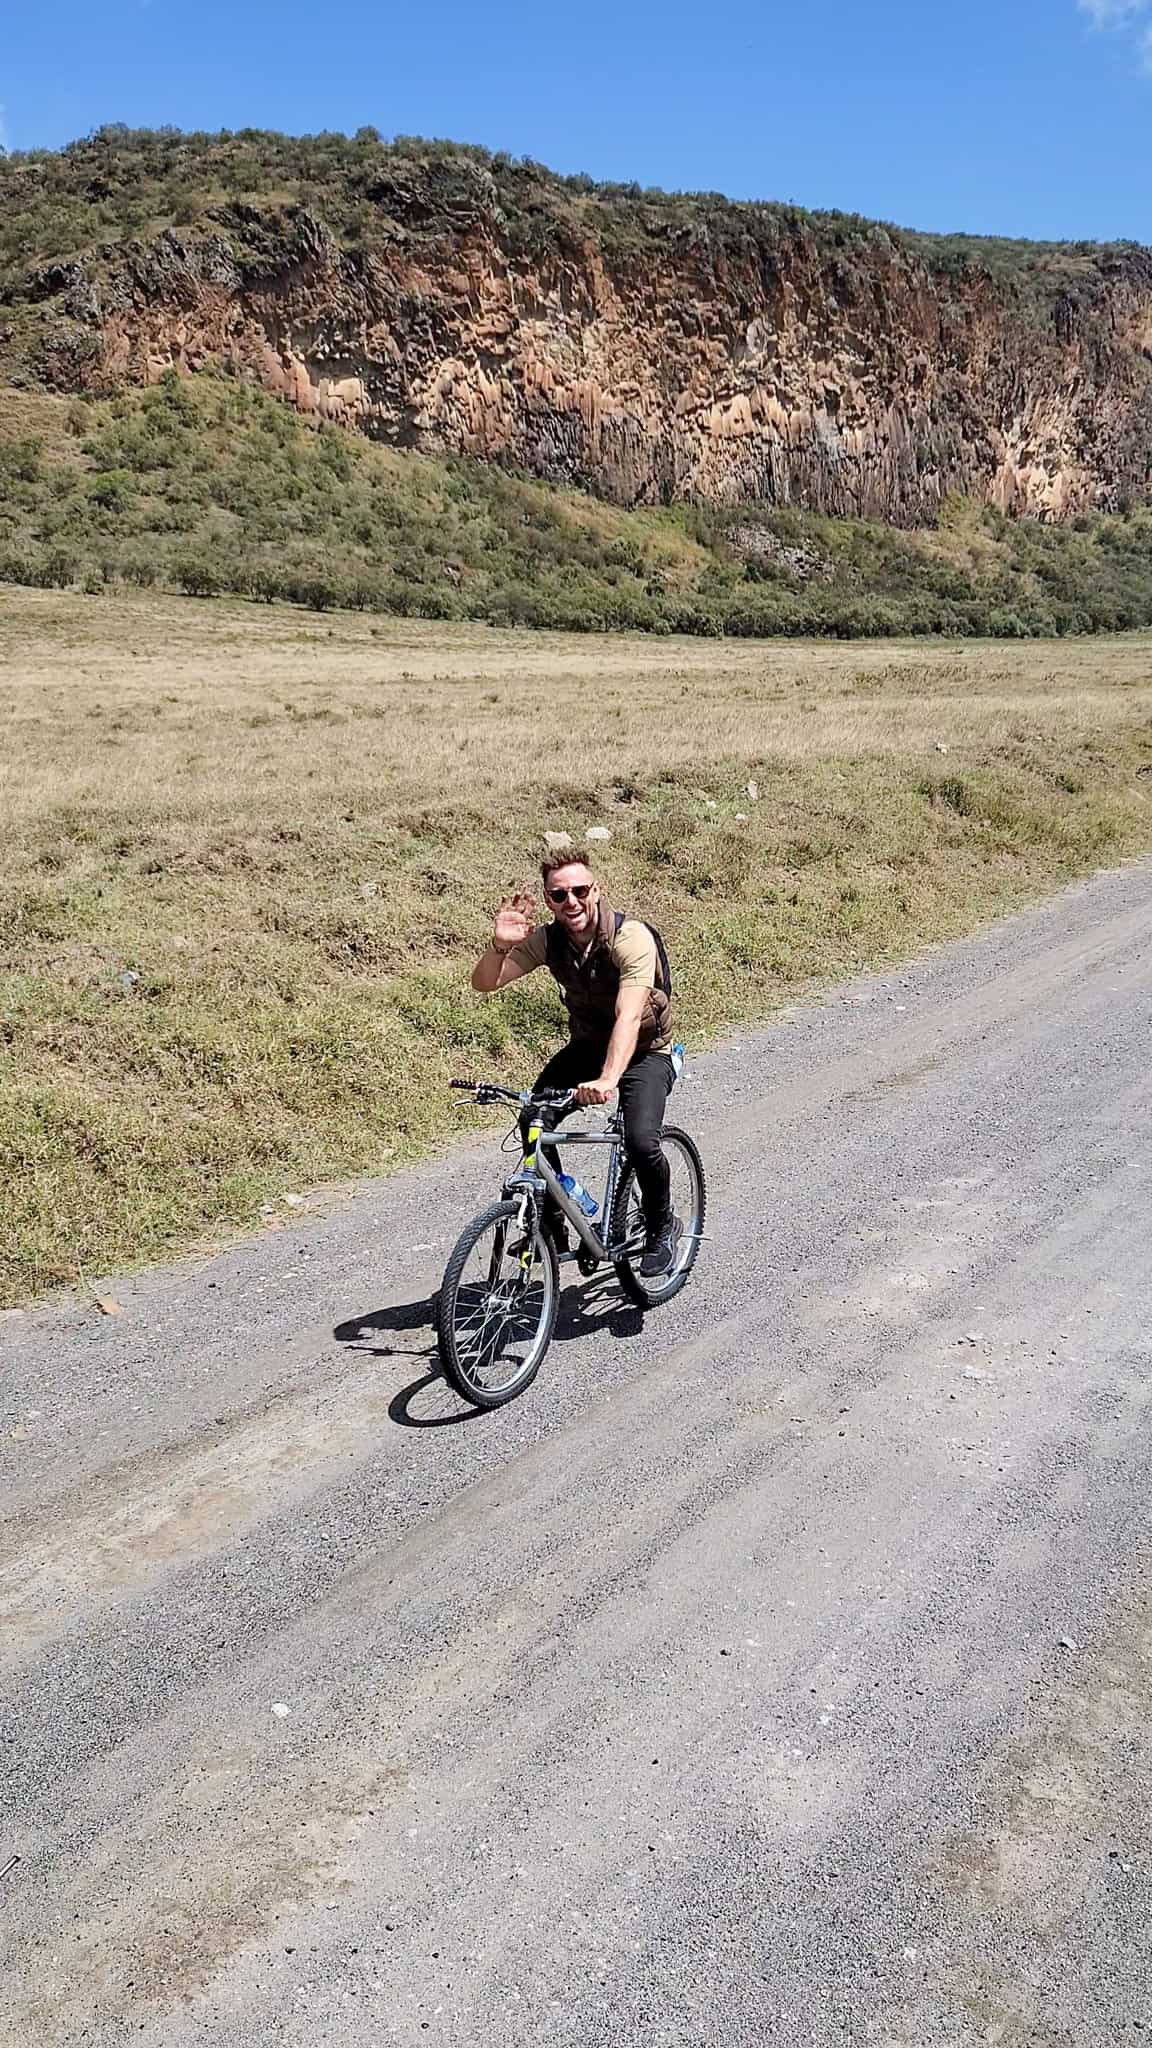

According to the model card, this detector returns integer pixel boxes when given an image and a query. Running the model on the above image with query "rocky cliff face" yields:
[6,142,1152,522]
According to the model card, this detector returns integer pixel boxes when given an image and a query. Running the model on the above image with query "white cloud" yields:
[1079,0,1148,20]
[1078,0,1152,70]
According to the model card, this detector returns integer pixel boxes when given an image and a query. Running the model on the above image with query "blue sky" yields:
[3,0,1149,243]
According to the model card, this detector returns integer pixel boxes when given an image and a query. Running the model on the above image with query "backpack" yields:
[545,911,672,998]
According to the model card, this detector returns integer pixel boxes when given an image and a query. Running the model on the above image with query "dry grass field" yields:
[3,583,1152,1305]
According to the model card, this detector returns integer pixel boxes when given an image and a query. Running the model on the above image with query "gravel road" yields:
[3,861,1152,2046]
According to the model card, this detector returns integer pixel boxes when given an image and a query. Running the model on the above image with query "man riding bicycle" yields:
[471,842,681,1278]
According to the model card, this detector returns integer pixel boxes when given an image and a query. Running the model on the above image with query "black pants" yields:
[521,1042,674,1230]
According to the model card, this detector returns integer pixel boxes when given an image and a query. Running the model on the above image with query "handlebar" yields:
[450,1078,577,1110]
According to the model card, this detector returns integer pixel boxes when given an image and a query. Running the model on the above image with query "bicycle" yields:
[436,1068,707,1409]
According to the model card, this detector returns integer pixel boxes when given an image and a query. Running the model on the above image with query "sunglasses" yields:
[547,883,593,906]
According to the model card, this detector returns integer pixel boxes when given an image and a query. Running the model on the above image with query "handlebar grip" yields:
[449,1078,477,1091]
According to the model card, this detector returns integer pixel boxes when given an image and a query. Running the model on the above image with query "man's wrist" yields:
[490,939,514,957]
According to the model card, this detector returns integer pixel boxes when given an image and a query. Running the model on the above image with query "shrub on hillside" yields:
[175,558,225,598]
[4,371,1152,640]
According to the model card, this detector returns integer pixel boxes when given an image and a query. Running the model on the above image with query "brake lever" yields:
[535,1087,577,1110]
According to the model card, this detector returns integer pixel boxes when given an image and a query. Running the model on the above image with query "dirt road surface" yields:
[3,861,1152,2045]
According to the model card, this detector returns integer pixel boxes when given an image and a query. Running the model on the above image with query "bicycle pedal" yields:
[576,1249,601,1277]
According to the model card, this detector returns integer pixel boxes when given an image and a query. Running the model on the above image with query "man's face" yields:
[545,862,599,941]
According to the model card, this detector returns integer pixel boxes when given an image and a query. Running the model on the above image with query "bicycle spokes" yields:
[439,1205,558,1404]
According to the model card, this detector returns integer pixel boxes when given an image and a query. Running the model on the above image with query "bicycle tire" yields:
[611,1126,707,1309]
[436,1199,559,1409]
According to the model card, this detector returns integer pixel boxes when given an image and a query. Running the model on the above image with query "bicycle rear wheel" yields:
[611,1126,706,1309]
[436,1199,559,1409]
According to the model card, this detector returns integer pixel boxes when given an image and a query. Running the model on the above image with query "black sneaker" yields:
[639,1213,682,1279]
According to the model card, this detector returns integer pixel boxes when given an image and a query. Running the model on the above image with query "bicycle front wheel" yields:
[436,1199,559,1409]
[611,1125,707,1309]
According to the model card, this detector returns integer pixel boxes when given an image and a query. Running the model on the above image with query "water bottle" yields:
[557,1172,599,1218]
[671,1043,686,1081]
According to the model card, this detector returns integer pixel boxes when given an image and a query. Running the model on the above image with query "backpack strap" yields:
[545,912,670,997]
[615,911,672,997]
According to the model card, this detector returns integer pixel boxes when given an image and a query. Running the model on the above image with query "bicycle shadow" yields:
[332,1296,452,1429]
[333,1274,643,1430]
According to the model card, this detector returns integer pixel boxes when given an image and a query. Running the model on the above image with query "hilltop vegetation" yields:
[1,124,1137,295]
[4,374,1152,638]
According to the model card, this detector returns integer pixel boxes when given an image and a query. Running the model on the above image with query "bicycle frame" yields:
[504,1115,639,1264]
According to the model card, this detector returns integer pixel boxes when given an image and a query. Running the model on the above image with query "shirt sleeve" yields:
[610,920,659,990]
[506,926,549,974]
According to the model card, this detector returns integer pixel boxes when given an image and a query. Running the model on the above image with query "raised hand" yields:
[494,891,537,950]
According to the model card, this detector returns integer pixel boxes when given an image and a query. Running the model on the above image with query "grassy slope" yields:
[3,583,1152,1306]
[5,376,1152,638]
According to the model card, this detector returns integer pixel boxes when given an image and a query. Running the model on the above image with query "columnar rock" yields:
[6,146,1152,522]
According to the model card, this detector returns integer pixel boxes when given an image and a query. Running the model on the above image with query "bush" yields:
[0,438,42,485]
[0,552,39,587]
[176,559,224,598]
[285,574,343,611]
[408,586,461,620]
[88,471,134,515]
[120,555,157,588]
[662,601,724,637]
[42,549,78,588]
[986,607,1031,638]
